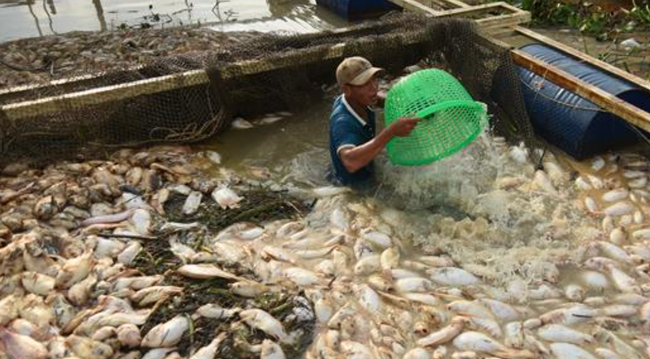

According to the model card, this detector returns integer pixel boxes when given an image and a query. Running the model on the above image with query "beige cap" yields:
[336,56,383,86]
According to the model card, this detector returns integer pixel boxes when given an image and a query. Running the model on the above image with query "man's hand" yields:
[389,117,421,137]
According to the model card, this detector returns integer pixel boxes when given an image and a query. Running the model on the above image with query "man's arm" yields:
[339,117,420,173]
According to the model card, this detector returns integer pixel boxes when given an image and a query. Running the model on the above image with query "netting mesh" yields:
[0,14,536,164]
[385,69,488,165]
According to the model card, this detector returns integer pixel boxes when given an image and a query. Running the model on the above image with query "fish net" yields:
[0,14,536,164]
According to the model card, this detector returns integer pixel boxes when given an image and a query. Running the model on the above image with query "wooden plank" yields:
[2,69,209,121]
[511,49,650,133]
[387,0,439,15]
[435,2,518,17]
[477,11,531,29]
[515,26,650,93]
[429,0,470,9]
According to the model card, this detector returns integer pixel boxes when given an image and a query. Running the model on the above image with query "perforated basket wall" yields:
[384,69,488,166]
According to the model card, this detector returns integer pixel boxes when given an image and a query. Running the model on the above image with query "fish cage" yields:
[0,15,536,165]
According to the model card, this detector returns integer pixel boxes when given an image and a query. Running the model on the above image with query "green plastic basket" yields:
[384,69,488,166]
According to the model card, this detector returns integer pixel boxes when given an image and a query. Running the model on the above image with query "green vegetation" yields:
[505,0,650,39]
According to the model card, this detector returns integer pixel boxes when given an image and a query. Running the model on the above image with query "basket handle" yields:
[416,100,484,120]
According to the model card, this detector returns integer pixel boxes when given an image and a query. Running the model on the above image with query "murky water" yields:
[200,78,650,357]
[0,0,347,43]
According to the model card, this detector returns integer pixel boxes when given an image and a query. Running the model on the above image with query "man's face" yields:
[344,75,379,107]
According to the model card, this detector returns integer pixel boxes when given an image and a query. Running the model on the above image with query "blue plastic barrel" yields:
[516,43,650,159]
[316,0,399,20]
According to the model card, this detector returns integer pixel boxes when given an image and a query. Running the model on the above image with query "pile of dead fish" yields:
[4,137,650,359]
[0,145,314,359]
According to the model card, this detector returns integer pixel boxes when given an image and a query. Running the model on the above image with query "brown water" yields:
[0,0,347,43]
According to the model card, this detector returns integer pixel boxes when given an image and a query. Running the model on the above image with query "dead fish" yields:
[395,277,433,293]
[190,333,227,359]
[588,175,604,189]
[537,324,594,345]
[182,191,203,216]
[477,299,521,322]
[539,304,598,325]
[230,280,269,297]
[633,228,650,240]
[417,316,466,347]
[448,300,495,319]
[355,284,382,314]
[142,347,178,359]
[284,267,322,286]
[609,228,627,245]
[117,324,142,348]
[354,254,381,276]
[311,186,351,198]
[112,275,163,291]
[67,273,98,305]
[21,272,55,295]
[584,197,598,213]
[131,286,183,306]
[575,177,592,191]
[66,334,114,359]
[532,170,558,195]
[603,189,629,202]
[453,332,534,358]
[595,348,624,359]
[593,327,644,359]
[204,151,222,165]
[592,157,605,171]
[195,304,240,320]
[240,309,287,341]
[212,241,249,262]
[361,230,392,249]
[96,311,151,328]
[141,316,189,348]
[231,117,254,129]
[0,327,48,359]
[81,209,133,227]
[428,267,480,286]
[261,246,298,265]
[607,265,641,293]
[117,241,142,265]
[466,316,502,338]
[211,187,242,210]
[629,176,648,188]
[260,339,286,359]
[130,208,152,235]
[55,250,94,288]
[597,241,632,263]
[295,246,338,260]
[178,264,247,281]
[563,284,585,302]
[603,202,635,216]
[550,343,598,359]
[403,348,430,359]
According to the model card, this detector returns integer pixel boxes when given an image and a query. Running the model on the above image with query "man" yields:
[329,56,420,188]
